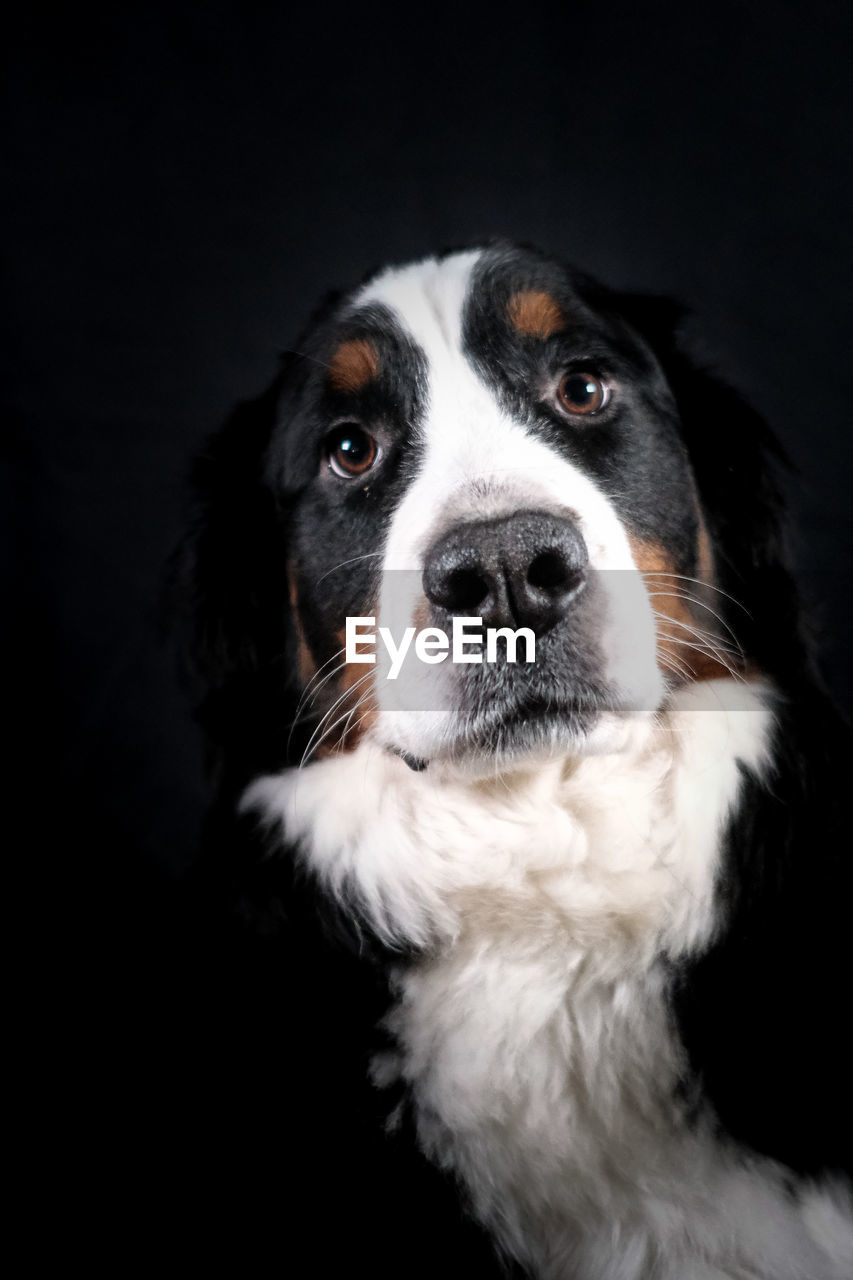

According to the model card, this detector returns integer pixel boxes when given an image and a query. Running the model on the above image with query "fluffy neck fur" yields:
[244,679,852,1279]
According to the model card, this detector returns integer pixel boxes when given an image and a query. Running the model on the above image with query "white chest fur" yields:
[244,681,853,1279]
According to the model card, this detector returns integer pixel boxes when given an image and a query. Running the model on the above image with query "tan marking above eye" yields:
[328,339,379,393]
[507,289,565,339]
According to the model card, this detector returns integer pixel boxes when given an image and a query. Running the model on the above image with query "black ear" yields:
[171,370,295,795]
[611,293,814,687]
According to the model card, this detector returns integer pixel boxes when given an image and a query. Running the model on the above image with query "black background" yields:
[5,1,853,1267]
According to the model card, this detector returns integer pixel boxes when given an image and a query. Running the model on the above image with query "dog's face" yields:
[263,244,729,769]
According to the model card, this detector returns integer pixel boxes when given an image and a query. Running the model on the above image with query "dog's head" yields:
[180,242,801,784]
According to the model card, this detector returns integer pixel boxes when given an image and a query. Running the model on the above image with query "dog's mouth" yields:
[371,564,663,772]
[389,683,619,772]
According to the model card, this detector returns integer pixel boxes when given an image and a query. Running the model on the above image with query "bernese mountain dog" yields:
[180,242,852,1278]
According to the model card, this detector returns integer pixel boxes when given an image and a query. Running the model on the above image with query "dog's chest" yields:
[248,685,814,1276]
[376,745,705,1268]
[383,921,686,1272]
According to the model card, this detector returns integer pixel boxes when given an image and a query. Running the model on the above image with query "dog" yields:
[180,242,852,1278]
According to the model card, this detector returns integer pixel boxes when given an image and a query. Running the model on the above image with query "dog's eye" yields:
[557,372,608,416]
[326,426,380,477]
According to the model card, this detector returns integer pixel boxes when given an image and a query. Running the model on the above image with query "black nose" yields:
[422,511,587,636]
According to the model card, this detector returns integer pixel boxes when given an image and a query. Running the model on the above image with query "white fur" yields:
[244,680,853,1279]
[356,252,664,763]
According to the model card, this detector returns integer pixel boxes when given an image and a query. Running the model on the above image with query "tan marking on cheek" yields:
[697,516,713,584]
[630,535,735,684]
[327,339,379,394]
[507,289,565,339]
[335,621,378,685]
[314,619,378,758]
[287,564,316,686]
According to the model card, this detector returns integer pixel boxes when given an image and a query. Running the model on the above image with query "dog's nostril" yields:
[424,511,588,633]
[527,549,573,594]
[442,567,489,611]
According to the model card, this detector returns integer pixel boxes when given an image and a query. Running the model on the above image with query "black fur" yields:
[673,690,853,1178]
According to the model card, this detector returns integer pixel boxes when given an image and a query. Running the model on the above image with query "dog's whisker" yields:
[300,671,374,768]
[653,615,746,684]
[280,347,336,374]
[646,590,745,657]
[642,572,751,618]
[650,610,743,662]
[658,649,695,685]
[302,689,375,768]
[294,645,347,694]
[288,647,348,750]
[334,700,376,755]
[316,553,383,586]
[336,681,373,748]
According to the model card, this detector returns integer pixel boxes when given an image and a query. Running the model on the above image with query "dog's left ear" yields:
[170,368,295,793]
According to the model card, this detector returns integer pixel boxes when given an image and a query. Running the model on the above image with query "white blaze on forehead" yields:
[359,251,640,575]
[358,251,663,754]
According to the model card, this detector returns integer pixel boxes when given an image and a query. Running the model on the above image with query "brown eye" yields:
[557,372,608,416]
[327,425,379,477]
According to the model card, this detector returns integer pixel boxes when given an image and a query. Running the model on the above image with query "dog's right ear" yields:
[170,368,295,792]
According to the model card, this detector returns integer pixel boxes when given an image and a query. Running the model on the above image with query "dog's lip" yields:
[389,690,611,771]
[475,688,611,727]
[393,748,429,772]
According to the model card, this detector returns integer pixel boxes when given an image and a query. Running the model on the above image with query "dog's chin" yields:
[383,693,646,779]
